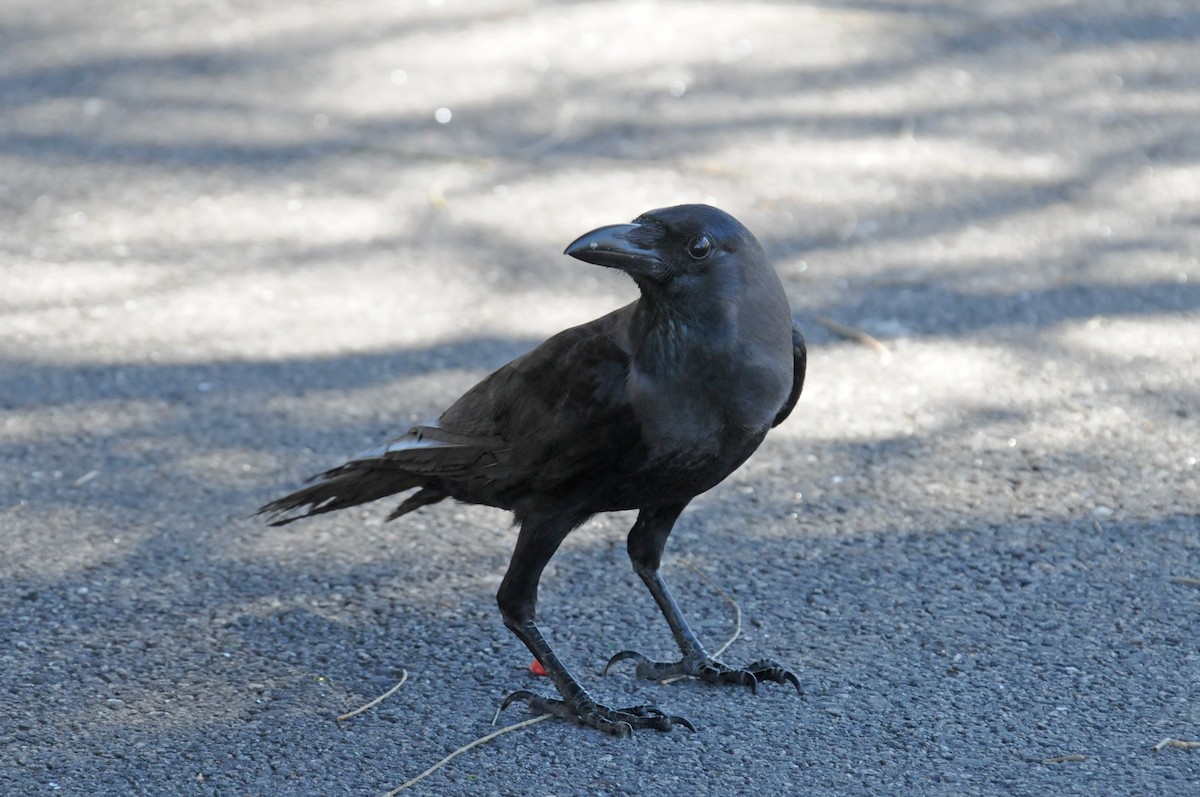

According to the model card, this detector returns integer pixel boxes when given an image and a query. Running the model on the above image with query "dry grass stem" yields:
[380,714,552,795]
[337,670,409,722]
[681,560,743,659]
[813,315,892,364]
[659,561,743,684]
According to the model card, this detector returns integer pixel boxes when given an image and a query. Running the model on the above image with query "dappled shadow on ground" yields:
[3,1,1199,794]
[5,2,1197,167]
[3,495,1197,792]
[2,0,1198,294]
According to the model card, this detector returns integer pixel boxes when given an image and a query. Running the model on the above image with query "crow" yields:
[259,204,806,735]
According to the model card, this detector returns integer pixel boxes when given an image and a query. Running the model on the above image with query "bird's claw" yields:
[604,649,758,692]
[603,650,657,677]
[498,689,695,735]
[743,658,804,694]
[605,650,802,695]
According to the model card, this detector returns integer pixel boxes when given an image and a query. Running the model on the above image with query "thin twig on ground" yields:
[659,560,742,684]
[1042,754,1086,763]
[1153,738,1200,751]
[813,315,892,364]
[337,670,409,722]
[381,715,552,795]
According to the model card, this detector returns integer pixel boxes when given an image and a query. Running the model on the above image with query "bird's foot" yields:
[498,689,696,736]
[604,650,802,695]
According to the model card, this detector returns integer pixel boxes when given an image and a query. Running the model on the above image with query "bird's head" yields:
[563,204,766,300]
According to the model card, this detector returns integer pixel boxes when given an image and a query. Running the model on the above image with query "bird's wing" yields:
[435,306,641,494]
[771,324,807,428]
[353,424,507,478]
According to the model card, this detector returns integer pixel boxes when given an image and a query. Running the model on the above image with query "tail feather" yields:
[257,461,422,526]
[385,486,449,521]
[259,423,501,526]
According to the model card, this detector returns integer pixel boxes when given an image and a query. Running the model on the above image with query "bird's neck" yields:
[626,278,792,436]
[629,292,735,378]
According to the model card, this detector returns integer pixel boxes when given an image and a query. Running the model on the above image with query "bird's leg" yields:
[605,504,802,694]
[495,512,694,736]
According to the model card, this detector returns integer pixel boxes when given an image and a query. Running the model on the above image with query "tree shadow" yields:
[3,1,1199,793]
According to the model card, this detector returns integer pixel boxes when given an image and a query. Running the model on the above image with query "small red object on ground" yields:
[529,659,548,676]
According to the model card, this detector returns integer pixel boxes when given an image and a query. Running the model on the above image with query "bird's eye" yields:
[687,234,713,260]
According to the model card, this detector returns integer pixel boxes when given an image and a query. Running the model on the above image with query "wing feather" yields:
[771,324,807,428]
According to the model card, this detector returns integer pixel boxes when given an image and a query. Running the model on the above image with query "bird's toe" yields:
[497,689,692,735]
[743,659,804,695]
[606,649,801,696]
[603,649,687,681]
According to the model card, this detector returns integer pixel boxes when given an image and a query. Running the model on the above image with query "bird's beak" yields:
[564,223,664,279]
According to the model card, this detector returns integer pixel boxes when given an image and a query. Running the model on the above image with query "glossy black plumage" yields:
[260,204,806,734]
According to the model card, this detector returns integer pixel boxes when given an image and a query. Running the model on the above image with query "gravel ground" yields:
[2,1,1198,795]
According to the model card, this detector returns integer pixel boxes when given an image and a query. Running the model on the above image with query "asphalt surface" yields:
[2,1,1198,795]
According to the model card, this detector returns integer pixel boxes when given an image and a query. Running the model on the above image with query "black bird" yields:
[260,204,806,735]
